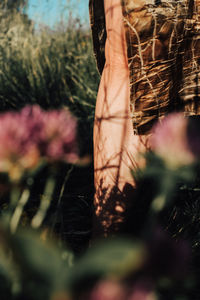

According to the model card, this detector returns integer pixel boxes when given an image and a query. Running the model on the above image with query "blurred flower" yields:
[0,110,41,181]
[40,109,78,163]
[128,280,156,300]
[90,280,156,300]
[150,113,194,168]
[0,105,78,181]
[89,280,126,300]
[89,278,156,300]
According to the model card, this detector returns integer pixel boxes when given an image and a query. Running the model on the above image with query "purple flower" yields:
[20,105,79,163]
[0,110,40,181]
[150,113,194,168]
[40,109,78,163]
[0,105,78,181]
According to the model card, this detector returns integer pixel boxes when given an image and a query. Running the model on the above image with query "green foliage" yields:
[69,238,146,285]
[0,228,73,300]
[0,8,99,154]
[0,0,30,34]
[133,152,196,214]
[0,12,99,109]
[0,228,197,300]
[0,0,27,11]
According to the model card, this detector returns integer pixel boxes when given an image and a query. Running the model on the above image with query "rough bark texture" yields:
[89,0,200,134]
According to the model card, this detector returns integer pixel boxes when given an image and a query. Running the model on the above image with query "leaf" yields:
[68,238,147,291]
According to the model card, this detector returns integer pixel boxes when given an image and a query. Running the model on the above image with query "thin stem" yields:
[31,175,56,229]
[10,188,30,234]
[49,165,74,236]
[4,186,21,228]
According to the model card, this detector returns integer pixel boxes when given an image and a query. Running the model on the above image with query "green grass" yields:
[0,7,99,154]
[0,6,96,253]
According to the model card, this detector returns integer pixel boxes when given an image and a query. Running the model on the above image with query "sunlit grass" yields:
[0,5,99,154]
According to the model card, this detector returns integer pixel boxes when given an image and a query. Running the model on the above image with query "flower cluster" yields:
[89,279,156,300]
[0,105,78,181]
[150,113,199,168]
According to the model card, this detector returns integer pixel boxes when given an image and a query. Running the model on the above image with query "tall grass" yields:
[0,7,99,154]
[0,5,96,253]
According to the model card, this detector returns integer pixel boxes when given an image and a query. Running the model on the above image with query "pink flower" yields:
[89,280,156,300]
[0,110,40,181]
[89,280,126,300]
[41,109,78,163]
[20,105,79,163]
[0,105,78,181]
[150,113,194,168]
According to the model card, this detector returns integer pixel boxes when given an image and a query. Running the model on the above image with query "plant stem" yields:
[4,185,21,228]
[49,165,74,237]
[31,175,56,229]
[10,188,30,234]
